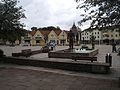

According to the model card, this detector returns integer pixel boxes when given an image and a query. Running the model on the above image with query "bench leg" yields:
[74,59,77,61]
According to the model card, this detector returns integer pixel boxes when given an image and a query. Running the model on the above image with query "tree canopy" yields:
[0,0,26,43]
[76,0,120,31]
[37,26,61,31]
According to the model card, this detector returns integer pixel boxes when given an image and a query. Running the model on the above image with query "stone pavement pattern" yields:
[0,45,120,79]
[0,67,119,90]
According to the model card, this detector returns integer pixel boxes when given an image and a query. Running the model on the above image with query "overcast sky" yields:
[19,0,90,30]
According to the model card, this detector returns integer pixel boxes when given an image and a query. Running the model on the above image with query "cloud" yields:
[19,0,87,30]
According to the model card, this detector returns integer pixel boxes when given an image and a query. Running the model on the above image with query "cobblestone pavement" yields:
[0,45,120,90]
[0,67,119,90]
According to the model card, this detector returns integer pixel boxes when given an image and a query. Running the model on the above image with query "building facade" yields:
[22,29,69,46]
[21,24,81,46]
[81,28,120,44]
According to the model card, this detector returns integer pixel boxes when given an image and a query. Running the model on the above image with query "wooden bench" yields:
[71,56,97,62]
[21,49,31,57]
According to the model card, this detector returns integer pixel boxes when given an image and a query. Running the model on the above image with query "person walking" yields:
[112,40,117,52]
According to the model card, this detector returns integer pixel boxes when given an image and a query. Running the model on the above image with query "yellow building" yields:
[22,26,81,46]
[58,30,68,45]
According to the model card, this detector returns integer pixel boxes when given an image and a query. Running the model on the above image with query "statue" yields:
[68,30,75,49]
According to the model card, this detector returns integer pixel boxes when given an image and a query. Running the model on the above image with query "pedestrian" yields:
[112,40,117,52]
[117,47,120,56]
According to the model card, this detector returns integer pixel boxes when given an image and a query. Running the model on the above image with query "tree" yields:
[0,0,26,44]
[76,0,120,32]
[31,27,37,31]
[90,33,95,49]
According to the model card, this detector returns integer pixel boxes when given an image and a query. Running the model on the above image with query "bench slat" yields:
[72,56,97,62]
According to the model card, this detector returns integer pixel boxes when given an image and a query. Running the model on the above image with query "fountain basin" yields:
[48,48,98,59]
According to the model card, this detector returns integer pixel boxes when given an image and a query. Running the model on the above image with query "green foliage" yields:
[90,34,95,49]
[31,27,37,30]
[76,0,120,31]
[0,0,26,43]
[38,26,61,31]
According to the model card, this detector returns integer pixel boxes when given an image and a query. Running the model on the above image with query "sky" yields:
[19,0,90,31]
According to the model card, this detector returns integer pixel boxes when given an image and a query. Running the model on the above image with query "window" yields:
[95,32,96,34]
[116,34,117,37]
[51,34,54,37]
[111,35,113,37]
[98,32,99,34]
[36,40,40,43]
[98,36,99,38]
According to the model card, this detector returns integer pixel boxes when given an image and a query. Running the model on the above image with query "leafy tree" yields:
[76,0,120,32]
[31,27,37,30]
[90,33,95,49]
[0,0,26,44]
[40,26,61,31]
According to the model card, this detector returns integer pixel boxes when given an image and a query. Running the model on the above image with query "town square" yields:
[0,0,120,90]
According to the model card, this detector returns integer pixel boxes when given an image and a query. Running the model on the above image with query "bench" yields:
[71,56,97,62]
[21,49,31,57]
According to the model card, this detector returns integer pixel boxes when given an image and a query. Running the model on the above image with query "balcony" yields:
[24,37,31,40]
[35,37,41,40]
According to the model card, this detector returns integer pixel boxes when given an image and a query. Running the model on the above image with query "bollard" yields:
[105,53,109,63]
[105,53,112,67]
[109,54,112,67]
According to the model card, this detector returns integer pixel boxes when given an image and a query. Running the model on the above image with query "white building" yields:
[81,27,120,44]
[81,29,102,44]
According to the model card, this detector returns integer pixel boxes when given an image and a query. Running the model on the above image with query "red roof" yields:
[31,30,37,36]
[54,30,62,36]
[39,30,51,37]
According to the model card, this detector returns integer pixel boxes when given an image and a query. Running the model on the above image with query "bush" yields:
[0,49,4,56]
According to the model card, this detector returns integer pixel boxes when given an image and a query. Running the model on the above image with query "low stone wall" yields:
[0,56,110,74]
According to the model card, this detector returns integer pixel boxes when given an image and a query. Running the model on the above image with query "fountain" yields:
[48,48,98,59]
[48,30,98,59]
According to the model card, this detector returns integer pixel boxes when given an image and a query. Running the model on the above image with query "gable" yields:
[34,30,44,38]
[48,30,58,39]
[59,31,67,39]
